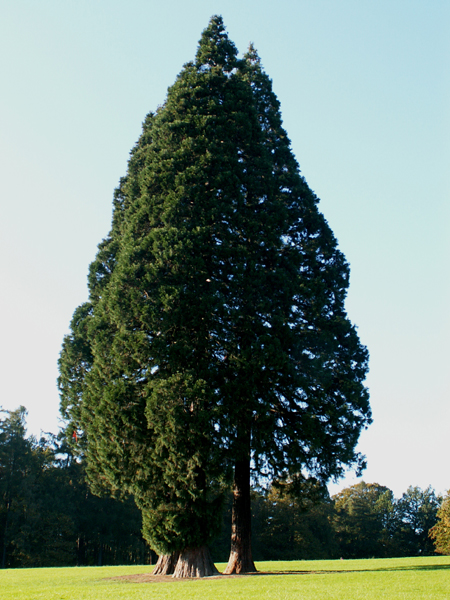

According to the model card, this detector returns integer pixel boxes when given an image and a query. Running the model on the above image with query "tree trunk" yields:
[172,546,219,577]
[1,499,11,569]
[153,547,218,577]
[152,552,179,575]
[224,457,257,574]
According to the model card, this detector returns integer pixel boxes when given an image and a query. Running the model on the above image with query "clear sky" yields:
[1,0,449,499]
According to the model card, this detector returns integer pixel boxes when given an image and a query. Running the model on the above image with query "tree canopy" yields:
[58,15,371,576]
[429,491,450,555]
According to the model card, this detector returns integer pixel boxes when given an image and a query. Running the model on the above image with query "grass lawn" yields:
[1,556,449,600]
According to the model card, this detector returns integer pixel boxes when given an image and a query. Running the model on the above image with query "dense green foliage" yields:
[333,482,395,558]
[58,15,371,561]
[332,482,440,559]
[250,483,337,561]
[0,407,149,568]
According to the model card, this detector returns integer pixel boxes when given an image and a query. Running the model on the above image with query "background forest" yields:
[0,406,445,568]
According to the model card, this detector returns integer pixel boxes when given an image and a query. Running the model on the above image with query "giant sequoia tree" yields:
[58,16,371,577]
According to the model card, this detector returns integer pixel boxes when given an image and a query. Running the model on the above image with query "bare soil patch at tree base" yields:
[106,571,311,584]
[107,572,253,583]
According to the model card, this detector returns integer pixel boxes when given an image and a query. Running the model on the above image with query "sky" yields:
[1,0,449,500]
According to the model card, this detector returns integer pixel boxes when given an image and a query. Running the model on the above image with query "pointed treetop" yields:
[244,42,261,66]
[195,15,238,73]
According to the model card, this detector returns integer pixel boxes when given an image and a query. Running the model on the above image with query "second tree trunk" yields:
[224,457,257,574]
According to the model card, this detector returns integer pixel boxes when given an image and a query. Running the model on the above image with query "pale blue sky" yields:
[1,0,449,498]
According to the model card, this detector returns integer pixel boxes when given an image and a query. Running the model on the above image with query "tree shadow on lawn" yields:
[107,562,450,584]
[253,563,450,575]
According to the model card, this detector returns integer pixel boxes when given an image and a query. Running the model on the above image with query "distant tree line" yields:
[1,406,449,568]
[0,407,151,568]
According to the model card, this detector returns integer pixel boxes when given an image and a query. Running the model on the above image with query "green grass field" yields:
[1,557,449,600]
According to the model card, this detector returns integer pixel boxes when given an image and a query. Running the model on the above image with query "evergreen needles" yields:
[58,15,371,576]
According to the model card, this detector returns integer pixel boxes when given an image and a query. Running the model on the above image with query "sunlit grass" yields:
[1,556,450,600]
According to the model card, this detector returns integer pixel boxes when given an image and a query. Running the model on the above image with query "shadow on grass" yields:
[253,563,450,576]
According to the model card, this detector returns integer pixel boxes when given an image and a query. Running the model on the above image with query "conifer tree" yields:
[59,16,371,577]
